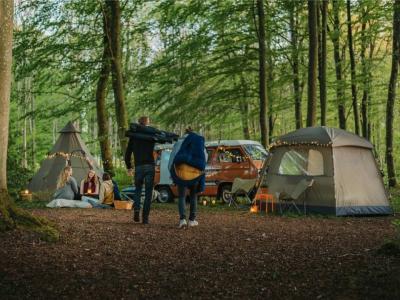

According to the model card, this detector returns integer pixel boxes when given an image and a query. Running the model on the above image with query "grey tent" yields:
[28,122,102,193]
[263,126,391,216]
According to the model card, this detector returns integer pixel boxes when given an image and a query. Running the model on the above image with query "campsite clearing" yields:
[0,205,399,299]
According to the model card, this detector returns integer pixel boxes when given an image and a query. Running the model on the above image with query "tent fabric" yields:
[28,122,102,193]
[263,127,391,216]
[333,147,388,211]
[272,126,373,149]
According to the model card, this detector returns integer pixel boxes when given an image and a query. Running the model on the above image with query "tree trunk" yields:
[0,0,13,191]
[22,82,28,168]
[318,0,327,126]
[96,3,114,174]
[29,79,36,170]
[239,75,250,139]
[332,0,346,129]
[257,0,269,148]
[289,3,303,129]
[0,0,58,241]
[386,0,400,187]
[106,0,128,155]
[307,0,318,127]
[346,0,360,135]
[360,14,370,139]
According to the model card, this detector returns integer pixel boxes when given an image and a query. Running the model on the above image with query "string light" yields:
[45,151,96,166]
[215,147,251,161]
[269,141,333,150]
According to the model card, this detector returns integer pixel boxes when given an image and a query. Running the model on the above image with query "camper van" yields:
[154,140,268,203]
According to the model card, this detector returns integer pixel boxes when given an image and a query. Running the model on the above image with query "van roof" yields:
[155,140,264,151]
[205,140,263,147]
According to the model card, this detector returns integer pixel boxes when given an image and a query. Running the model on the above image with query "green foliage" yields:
[7,0,400,185]
[6,156,33,198]
[390,187,400,213]
[113,167,133,189]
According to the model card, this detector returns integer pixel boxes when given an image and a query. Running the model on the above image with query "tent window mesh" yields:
[278,149,324,176]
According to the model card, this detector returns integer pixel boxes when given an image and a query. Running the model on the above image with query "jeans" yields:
[81,196,111,209]
[134,164,155,218]
[178,184,197,221]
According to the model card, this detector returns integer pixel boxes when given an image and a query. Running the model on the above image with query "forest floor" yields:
[0,204,399,300]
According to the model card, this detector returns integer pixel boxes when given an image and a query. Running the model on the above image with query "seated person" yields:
[82,173,114,208]
[110,173,122,200]
[53,166,78,200]
[80,169,99,197]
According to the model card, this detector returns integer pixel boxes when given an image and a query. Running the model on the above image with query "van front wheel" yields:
[156,186,173,203]
[219,184,232,204]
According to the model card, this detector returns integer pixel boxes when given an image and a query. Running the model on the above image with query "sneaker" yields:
[188,220,198,227]
[133,211,140,223]
[178,219,187,229]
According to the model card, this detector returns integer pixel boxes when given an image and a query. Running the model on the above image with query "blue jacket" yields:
[170,132,207,192]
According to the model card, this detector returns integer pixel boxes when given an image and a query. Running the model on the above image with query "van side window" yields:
[207,149,213,163]
[218,148,245,163]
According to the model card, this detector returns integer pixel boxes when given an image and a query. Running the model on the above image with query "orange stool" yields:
[254,193,275,213]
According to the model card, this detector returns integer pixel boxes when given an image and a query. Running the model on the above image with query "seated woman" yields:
[53,166,78,200]
[82,173,114,208]
[80,169,99,198]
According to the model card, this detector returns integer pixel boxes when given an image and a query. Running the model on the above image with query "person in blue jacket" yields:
[169,127,207,228]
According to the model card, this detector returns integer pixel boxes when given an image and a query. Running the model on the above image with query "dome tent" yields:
[263,127,391,216]
[28,121,103,193]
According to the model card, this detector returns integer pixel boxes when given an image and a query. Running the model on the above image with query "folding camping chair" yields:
[224,178,258,208]
[276,178,314,214]
[120,187,160,203]
[224,156,270,208]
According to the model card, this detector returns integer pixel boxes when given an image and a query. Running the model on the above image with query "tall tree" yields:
[240,76,251,139]
[346,0,360,135]
[385,0,400,187]
[331,0,346,129]
[0,0,13,192]
[287,1,304,129]
[0,0,58,241]
[106,0,128,155]
[96,3,114,174]
[257,0,269,147]
[307,0,318,127]
[318,0,328,126]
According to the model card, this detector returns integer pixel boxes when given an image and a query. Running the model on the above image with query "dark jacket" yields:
[170,132,207,192]
[124,137,155,169]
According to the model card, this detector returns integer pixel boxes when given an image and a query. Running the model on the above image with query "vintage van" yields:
[154,140,268,202]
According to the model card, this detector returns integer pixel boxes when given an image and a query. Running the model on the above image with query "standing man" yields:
[125,116,155,224]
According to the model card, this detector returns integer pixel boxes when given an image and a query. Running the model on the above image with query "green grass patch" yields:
[113,167,133,190]
[15,199,48,209]
[390,186,400,213]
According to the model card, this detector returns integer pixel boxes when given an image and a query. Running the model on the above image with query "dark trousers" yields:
[178,184,198,221]
[134,164,155,219]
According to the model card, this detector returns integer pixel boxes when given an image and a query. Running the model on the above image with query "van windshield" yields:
[243,144,268,161]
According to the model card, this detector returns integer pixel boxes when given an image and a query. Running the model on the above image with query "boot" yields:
[142,212,149,224]
[133,210,140,223]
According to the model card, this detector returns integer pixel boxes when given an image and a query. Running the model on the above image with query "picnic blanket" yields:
[46,199,92,208]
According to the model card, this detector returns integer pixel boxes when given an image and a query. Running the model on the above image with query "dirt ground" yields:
[0,205,399,300]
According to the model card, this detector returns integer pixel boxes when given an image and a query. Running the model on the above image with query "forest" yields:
[2,0,399,191]
[1,1,400,299]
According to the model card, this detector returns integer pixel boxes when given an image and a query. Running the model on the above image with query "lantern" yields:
[250,205,259,213]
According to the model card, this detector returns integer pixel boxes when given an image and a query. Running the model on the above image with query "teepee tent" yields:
[28,121,102,193]
[263,127,391,216]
